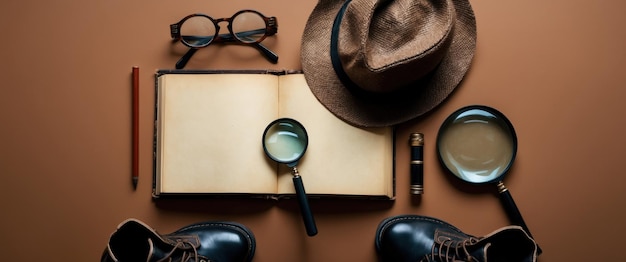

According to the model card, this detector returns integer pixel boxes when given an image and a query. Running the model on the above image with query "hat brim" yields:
[301,0,477,127]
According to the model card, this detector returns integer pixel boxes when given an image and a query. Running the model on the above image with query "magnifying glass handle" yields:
[497,182,542,254]
[292,174,318,236]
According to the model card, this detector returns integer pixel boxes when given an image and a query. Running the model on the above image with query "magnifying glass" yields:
[436,105,541,253]
[262,118,318,236]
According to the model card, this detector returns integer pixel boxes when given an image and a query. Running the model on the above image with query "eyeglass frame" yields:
[170,10,278,48]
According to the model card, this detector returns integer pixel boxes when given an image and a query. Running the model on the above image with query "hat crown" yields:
[337,0,456,92]
[301,0,476,127]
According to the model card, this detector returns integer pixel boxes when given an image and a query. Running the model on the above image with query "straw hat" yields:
[301,0,477,127]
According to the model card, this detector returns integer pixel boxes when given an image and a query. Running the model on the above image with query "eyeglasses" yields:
[170,10,279,69]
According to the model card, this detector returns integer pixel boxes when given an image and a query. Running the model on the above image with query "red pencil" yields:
[132,66,139,189]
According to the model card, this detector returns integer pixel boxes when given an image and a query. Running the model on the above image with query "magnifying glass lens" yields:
[263,120,308,164]
[438,108,516,183]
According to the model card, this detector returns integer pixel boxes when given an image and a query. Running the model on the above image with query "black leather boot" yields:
[375,215,537,262]
[101,218,255,262]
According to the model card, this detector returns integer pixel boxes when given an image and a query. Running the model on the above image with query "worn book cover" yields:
[153,70,395,199]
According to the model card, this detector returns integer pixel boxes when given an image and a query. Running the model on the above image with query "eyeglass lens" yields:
[180,16,216,47]
[180,11,267,47]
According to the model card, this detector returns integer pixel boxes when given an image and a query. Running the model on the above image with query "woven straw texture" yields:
[301,0,477,127]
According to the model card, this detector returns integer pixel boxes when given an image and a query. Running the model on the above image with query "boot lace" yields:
[155,238,211,262]
[421,237,480,262]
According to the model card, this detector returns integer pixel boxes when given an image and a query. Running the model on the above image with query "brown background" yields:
[1,0,625,261]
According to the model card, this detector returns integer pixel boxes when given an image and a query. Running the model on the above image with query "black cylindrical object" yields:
[410,133,424,195]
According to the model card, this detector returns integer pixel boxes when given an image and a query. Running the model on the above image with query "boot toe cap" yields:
[174,221,256,262]
[375,215,468,262]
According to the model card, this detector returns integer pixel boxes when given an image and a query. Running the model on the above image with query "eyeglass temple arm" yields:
[176,48,198,69]
[238,33,278,64]
[180,28,267,43]
[176,29,278,69]
[254,42,278,63]
[175,41,278,69]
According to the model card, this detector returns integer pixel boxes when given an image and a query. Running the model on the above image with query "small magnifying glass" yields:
[436,105,541,253]
[262,118,318,236]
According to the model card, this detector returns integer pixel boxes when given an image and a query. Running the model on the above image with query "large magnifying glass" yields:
[262,118,318,236]
[436,105,541,253]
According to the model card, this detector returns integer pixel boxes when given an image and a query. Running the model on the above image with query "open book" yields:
[153,70,395,199]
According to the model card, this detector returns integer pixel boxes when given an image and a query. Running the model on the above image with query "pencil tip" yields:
[132,177,138,190]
